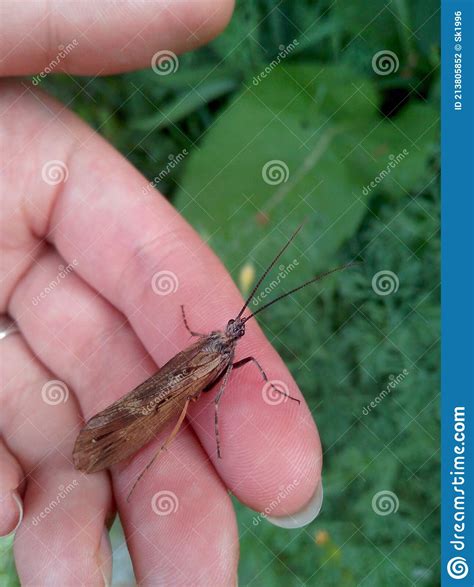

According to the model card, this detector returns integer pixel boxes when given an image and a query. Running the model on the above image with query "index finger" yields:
[0,0,234,76]
[4,81,322,519]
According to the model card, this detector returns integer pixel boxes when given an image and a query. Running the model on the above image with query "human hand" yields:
[0,2,322,584]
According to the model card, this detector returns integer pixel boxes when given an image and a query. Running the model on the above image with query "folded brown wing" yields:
[73,341,228,473]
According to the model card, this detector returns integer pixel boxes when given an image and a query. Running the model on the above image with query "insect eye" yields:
[227,319,234,326]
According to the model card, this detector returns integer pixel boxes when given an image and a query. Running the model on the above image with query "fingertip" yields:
[98,527,112,587]
[0,440,25,536]
[267,478,324,529]
[185,0,235,47]
[0,489,23,537]
[195,368,323,518]
[0,0,236,76]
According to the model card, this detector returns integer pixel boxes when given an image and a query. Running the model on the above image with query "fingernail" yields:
[98,527,112,587]
[2,490,23,536]
[266,478,323,529]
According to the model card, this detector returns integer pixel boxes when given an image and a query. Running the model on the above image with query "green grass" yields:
[1,0,440,584]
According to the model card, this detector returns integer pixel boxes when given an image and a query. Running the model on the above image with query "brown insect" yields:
[73,225,357,499]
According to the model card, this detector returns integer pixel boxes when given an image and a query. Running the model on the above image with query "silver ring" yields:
[0,315,20,340]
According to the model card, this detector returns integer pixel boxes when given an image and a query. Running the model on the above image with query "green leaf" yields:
[174,64,437,279]
[362,102,439,196]
[132,78,238,131]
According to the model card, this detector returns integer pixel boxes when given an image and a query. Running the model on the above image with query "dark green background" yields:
[1,1,440,585]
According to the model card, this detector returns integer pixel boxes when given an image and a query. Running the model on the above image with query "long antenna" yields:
[236,223,305,319]
[242,261,360,324]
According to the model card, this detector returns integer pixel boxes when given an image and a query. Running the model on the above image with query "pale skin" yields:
[0,1,322,584]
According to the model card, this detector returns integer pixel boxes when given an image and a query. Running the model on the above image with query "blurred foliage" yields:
[0,536,16,587]
[175,65,438,271]
[1,0,439,585]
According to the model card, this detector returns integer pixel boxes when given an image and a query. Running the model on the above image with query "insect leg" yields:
[181,305,205,337]
[214,362,234,459]
[126,397,191,501]
[233,357,301,404]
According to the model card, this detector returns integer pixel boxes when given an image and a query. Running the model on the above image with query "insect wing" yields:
[73,339,228,473]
